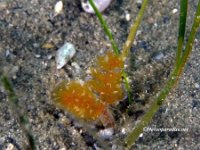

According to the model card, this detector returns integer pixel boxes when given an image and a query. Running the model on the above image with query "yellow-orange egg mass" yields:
[52,81,105,120]
[97,50,124,71]
[87,69,124,104]
[87,50,124,104]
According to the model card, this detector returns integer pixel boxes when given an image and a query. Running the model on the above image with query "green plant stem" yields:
[0,75,36,150]
[176,0,188,66]
[125,0,200,148]
[177,5,200,76]
[122,0,149,58]
[88,0,119,54]
[121,0,148,104]
[122,0,148,104]
[122,71,131,103]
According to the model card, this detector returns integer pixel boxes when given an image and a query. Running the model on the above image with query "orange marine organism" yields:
[52,50,125,126]
[52,81,105,120]
[87,51,124,104]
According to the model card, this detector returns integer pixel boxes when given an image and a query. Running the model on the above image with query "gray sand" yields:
[0,0,199,149]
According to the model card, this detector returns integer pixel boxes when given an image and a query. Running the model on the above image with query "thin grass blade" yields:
[122,0,148,58]
[176,0,188,65]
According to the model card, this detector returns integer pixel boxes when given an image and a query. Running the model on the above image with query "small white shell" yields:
[54,1,63,14]
[98,128,114,140]
[81,0,112,14]
[56,42,76,69]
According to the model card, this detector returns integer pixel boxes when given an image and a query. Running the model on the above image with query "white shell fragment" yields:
[172,8,178,14]
[98,128,114,140]
[81,0,112,14]
[153,52,164,61]
[54,1,63,14]
[56,42,76,69]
